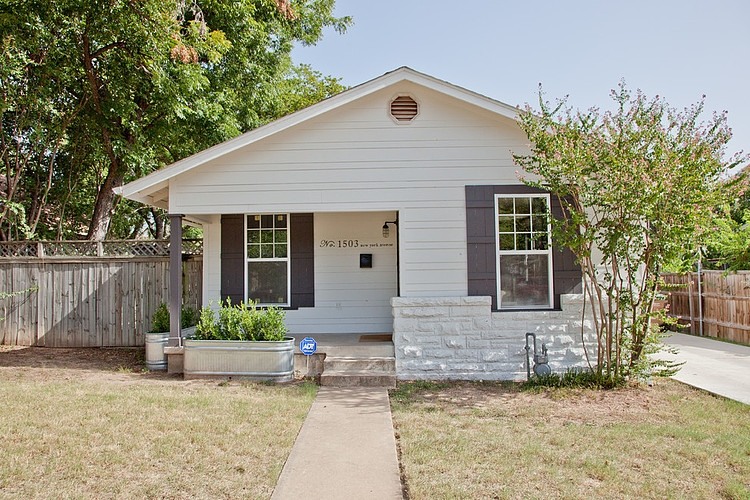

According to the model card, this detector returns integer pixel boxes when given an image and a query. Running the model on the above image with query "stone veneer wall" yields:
[392,295,596,381]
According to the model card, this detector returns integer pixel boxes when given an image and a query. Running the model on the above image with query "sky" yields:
[292,0,750,159]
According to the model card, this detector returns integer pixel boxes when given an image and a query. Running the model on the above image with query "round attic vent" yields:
[390,95,418,122]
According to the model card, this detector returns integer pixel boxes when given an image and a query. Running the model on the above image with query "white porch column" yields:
[169,214,183,347]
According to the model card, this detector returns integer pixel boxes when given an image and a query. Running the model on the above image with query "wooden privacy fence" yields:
[0,240,202,347]
[662,271,750,345]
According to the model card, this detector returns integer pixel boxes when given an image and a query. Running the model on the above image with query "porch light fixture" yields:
[382,219,398,238]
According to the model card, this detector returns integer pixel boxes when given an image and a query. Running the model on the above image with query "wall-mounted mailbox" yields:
[359,253,373,268]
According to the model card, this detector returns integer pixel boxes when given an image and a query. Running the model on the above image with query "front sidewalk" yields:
[271,386,403,499]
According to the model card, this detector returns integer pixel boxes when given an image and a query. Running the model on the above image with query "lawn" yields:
[0,347,316,499]
[391,379,750,499]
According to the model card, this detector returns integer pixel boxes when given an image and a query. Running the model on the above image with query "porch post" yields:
[169,214,183,347]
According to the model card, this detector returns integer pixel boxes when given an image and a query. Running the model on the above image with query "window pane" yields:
[516,215,531,232]
[248,261,287,304]
[248,245,260,259]
[260,230,273,244]
[275,244,287,258]
[532,214,548,232]
[497,216,513,233]
[514,197,531,214]
[516,233,532,251]
[274,230,287,243]
[499,255,549,307]
[533,232,549,250]
[261,244,274,258]
[275,214,287,228]
[248,231,260,244]
[532,197,547,214]
[248,215,260,229]
[261,214,273,228]
[498,234,514,250]
[497,198,514,214]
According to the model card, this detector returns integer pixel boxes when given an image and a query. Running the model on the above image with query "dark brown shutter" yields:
[221,214,245,304]
[465,185,581,310]
[290,213,315,308]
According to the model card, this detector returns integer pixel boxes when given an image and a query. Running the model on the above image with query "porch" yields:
[165,332,397,387]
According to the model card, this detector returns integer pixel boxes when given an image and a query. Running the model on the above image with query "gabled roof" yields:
[116,66,521,208]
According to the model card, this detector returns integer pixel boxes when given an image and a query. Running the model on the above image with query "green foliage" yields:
[150,302,199,332]
[180,306,199,329]
[0,0,352,240]
[522,369,626,390]
[0,284,38,300]
[703,197,750,270]
[150,303,171,333]
[194,299,288,342]
[514,81,746,383]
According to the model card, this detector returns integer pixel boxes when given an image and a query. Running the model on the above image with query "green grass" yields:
[391,379,750,499]
[0,366,317,499]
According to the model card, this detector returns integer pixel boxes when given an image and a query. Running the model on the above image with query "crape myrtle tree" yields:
[0,0,350,240]
[514,82,746,382]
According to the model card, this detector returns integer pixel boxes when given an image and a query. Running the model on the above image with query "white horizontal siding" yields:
[182,81,530,302]
[285,212,398,334]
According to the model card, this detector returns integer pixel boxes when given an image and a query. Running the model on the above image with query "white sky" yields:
[292,0,750,159]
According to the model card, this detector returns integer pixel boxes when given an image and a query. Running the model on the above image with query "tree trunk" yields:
[87,166,124,240]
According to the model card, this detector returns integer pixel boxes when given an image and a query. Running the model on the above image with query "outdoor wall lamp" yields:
[382,219,398,238]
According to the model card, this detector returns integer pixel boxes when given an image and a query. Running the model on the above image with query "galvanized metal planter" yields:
[145,332,169,370]
[183,338,295,382]
[145,327,196,371]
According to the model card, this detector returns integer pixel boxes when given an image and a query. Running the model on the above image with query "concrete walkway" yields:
[272,387,403,500]
[660,332,750,405]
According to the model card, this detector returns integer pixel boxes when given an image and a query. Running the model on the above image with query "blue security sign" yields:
[300,337,317,356]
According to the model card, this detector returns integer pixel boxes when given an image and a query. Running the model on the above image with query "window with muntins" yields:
[246,214,290,306]
[495,195,553,309]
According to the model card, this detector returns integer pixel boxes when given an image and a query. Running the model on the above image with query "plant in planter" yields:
[145,303,199,371]
[184,299,294,382]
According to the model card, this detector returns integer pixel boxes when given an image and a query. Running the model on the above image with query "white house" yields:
[117,67,593,381]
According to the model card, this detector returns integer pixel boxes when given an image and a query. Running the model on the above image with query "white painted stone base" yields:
[392,295,596,381]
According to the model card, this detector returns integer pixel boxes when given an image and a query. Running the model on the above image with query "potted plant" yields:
[183,299,294,382]
[145,303,198,371]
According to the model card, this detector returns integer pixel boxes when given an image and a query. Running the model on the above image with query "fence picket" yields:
[0,254,202,347]
[662,270,750,345]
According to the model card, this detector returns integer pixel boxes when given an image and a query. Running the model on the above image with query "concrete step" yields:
[321,344,395,357]
[320,371,397,388]
[323,356,396,373]
[320,355,397,388]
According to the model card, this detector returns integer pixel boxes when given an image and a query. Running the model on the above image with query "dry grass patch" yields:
[0,347,316,499]
[391,379,750,499]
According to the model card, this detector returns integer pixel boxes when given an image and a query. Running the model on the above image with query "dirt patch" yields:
[0,345,176,384]
[394,380,695,426]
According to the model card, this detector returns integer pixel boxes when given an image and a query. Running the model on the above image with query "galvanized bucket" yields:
[145,332,169,370]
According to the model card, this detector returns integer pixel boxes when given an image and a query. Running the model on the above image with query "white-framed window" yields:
[245,213,290,306]
[495,194,553,309]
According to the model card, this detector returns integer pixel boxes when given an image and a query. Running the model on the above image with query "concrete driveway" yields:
[659,332,750,405]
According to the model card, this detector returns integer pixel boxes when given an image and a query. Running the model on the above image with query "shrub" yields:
[194,299,288,341]
[149,303,199,333]
[522,368,626,390]
[150,303,170,332]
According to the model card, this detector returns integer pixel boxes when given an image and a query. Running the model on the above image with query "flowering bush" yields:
[514,82,746,381]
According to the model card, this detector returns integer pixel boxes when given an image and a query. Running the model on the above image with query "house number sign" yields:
[320,239,393,249]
